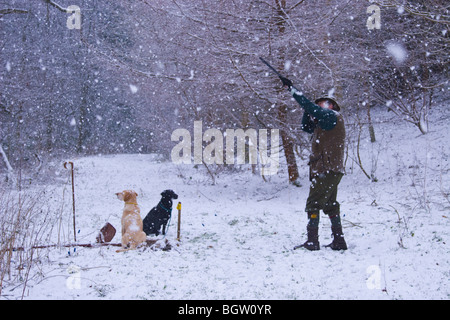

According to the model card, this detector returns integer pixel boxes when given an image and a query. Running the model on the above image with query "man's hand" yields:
[279,76,293,89]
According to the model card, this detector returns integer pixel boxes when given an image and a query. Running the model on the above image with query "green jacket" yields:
[290,88,345,178]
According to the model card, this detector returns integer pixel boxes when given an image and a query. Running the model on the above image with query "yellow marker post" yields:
[176,202,182,241]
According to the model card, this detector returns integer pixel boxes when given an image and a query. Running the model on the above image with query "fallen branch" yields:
[7,242,121,252]
[5,239,169,252]
[342,219,363,228]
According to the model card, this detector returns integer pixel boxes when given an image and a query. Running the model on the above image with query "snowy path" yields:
[17,147,448,299]
[2,109,448,300]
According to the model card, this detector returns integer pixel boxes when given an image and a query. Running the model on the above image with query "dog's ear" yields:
[116,192,124,201]
[123,190,132,202]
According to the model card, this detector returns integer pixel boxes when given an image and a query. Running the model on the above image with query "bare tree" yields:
[1,0,448,182]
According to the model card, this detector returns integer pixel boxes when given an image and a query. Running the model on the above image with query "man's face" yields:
[317,100,333,110]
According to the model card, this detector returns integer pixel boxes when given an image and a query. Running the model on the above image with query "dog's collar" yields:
[125,202,138,205]
[159,203,172,213]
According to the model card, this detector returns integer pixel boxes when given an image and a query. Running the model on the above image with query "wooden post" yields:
[176,202,182,241]
[64,161,76,242]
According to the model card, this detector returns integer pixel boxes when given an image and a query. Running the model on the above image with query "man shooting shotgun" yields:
[260,57,347,251]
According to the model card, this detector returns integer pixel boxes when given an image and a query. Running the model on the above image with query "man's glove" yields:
[279,76,293,89]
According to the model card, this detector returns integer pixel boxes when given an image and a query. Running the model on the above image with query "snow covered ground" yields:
[2,107,449,300]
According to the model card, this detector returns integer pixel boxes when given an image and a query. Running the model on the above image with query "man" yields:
[281,77,347,251]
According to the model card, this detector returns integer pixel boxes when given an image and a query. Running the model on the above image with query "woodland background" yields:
[1,0,448,185]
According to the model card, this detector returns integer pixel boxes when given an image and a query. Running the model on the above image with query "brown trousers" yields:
[305,171,343,216]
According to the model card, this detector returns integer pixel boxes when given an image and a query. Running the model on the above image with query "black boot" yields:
[325,226,347,250]
[294,226,320,251]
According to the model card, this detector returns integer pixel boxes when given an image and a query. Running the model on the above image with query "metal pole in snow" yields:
[64,161,76,243]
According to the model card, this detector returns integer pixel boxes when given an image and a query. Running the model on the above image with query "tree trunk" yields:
[77,83,89,153]
[0,143,17,187]
[274,0,300,184]
[278,102,299,183]
[365,81,376,143]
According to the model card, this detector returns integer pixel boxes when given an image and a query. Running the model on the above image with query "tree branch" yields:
[42,0,68,12]
[288,0,306,13]
[373,0,450,25]
[0,8,28,16]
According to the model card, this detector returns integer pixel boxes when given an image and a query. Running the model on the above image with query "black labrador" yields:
[143,190,178,236]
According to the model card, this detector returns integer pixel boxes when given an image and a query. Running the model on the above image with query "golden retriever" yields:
[115,190,147,252]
